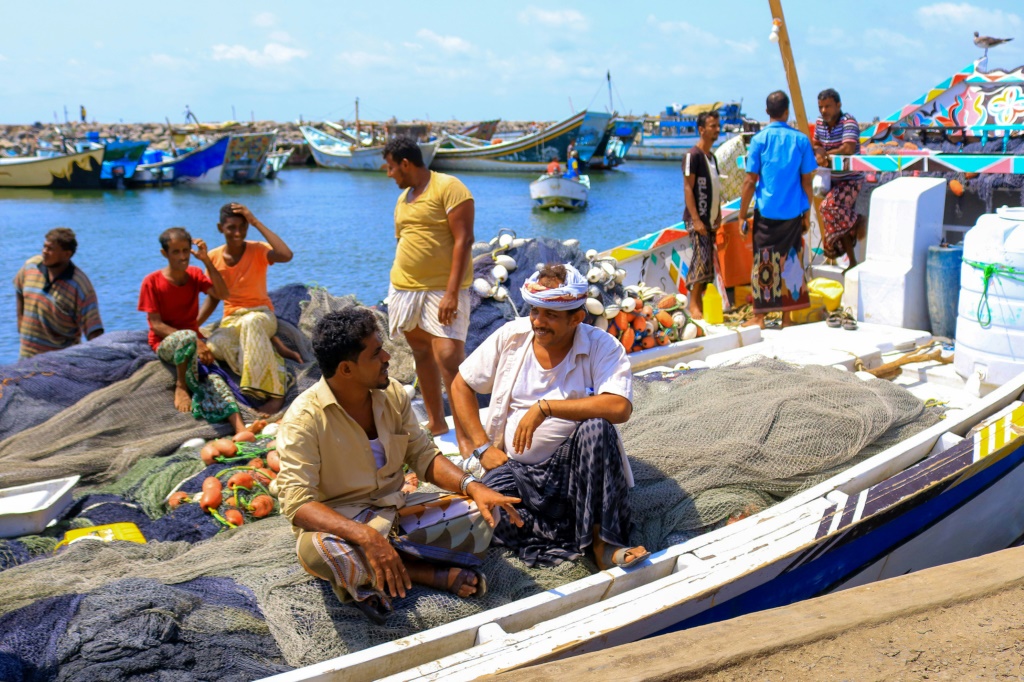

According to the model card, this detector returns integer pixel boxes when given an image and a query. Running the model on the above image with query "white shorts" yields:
[387,285,471,341]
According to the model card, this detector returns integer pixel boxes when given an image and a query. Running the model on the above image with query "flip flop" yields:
[605,546,651,570]
[826,311,844,328]
[353,594,390,625]
[842,317,859,331]
[436,566,488,598]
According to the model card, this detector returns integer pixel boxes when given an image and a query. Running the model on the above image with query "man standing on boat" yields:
[275,308,521,622]
[450,263,649,570]
[383,136,475,453]
[812,88,865,269]
[546,153,561,176]
[682,110,723,320]
[739,91,815,328]
[14,228,104,358]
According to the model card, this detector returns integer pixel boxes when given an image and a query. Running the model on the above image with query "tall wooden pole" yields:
[767,0,828,259]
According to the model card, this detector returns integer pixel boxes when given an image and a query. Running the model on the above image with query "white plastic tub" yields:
[0,475,80,538]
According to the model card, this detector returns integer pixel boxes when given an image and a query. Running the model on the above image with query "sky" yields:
[2,1,1022,126]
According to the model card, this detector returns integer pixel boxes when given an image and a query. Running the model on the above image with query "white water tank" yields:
[954,206,1024,386]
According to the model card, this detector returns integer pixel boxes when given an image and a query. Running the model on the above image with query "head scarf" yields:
[521,263,588,311]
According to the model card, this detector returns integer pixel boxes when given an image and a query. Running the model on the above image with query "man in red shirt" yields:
[138,227,245,433]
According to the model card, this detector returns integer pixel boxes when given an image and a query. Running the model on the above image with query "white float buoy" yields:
[675,293,688,307]
[672,312,687,328]
[604,304,621,319]
[586,267,603,283]
[682,322,698,340]
[494,254,517,271]
[592,315,609,331]
[493,286,509,302]
[600,261,617,279]
[403,384,416,399]
[492,264,509,282]
[620,297,637,313]
[473,278,493,297]
[262,423,279,438]
[585,297,605,316]
[615,268,627,283]
[180,437,206,450]
[588,285,602,298]
[498,233,514,248]
[585,248,598,261]
[511,238,527,249]
[563,238,580,249]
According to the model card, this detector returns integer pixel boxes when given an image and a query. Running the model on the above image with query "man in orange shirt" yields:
[546,154,561,176]
[199,203,300,415]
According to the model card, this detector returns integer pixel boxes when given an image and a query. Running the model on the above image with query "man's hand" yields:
[191,238,211,265]
[480,445,508,471]
[437,291,459,326]
[356,527,412,598]
[690,219,708,236]
[231,202,256,225]
[466,482,523,528]
[815,150,829,167]
[197,339,215,365]
[512,402,547,454]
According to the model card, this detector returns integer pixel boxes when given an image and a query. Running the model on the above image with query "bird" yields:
[974,31,1013,57]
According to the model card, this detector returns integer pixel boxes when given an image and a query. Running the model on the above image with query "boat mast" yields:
[607,70,613,113]
[355,97,361,141]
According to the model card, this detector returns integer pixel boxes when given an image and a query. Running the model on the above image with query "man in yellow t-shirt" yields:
[383,136,475,452]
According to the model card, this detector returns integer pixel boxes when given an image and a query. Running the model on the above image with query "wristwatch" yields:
[458,444,488,478]
[459,473,480,495]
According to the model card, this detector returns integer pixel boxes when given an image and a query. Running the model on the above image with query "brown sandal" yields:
[433,566,487,598]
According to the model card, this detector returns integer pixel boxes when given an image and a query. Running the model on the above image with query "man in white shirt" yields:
[450,263,649,570]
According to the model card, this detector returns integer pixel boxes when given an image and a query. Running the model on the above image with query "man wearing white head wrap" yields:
[451,264,649,570]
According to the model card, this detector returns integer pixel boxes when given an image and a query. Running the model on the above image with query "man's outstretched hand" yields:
[466,482,523,529]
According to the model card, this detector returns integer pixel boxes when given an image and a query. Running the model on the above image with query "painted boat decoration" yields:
[0,148,104,189]
[430,111,606,173]
[301,127,438,171]
[587,118,644,169]
[833,61,1024,177]
[529,174,590,210]
[458,119,500,140]
[97,140,150,184]
[268,334,1024,682]
[221,132,276,184]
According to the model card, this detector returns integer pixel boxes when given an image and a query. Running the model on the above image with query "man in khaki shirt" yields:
[276,307,521,623]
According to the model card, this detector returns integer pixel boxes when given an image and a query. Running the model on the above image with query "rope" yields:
[961,257,1024,328]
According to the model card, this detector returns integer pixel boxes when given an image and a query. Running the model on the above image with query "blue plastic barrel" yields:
[926,244,963,339]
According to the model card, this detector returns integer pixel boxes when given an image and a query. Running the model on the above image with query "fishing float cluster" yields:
[472,230,705,354]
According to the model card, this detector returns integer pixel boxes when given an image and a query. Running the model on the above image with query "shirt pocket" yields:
[380,432,409,477]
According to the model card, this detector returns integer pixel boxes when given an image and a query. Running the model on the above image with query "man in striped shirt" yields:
[13,228,103,358]
[812,88,865,268]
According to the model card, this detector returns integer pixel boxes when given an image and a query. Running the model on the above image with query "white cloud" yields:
[150,53,186,67]
[252,12,276,28]
[916,3,1021,31]
[415,29,472,54]
[518,7,589,30]
[649,16,757,54]
[336,51,396,69]
[402,42,423,50]
[211,43,309,67]
[269,30,292,43]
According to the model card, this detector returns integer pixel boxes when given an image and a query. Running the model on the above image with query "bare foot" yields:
[429,422,450,437]
[687,304,704,321]
[261,396,284,416]
[271,336,303,363]
[446,567,479,597]
[174,385,192,413]
[228,412,246,435]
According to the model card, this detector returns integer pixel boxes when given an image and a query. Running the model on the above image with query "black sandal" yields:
[435,566,488,598]
[353,594,390,625]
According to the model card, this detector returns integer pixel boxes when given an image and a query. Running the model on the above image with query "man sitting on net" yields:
[275,307,522,623]
[451,263,648,570]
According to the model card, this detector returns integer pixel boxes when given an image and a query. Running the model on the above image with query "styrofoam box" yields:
[0,475,80,538]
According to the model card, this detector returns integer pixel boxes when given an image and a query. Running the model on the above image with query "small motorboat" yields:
[529,173,590,211]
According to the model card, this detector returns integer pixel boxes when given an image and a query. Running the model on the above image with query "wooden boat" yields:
[301,126,439,171]
[626,102,749,161]
[0,148,104,189]
[458,119,500,140]
[40,135,151,186]
[129,132,275,186]
[587,118,644,170]
[529,174,590,210]
[430,111,610,173]
[263,149,294,179]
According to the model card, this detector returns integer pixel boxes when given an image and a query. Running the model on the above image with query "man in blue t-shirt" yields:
[738,90,817,328]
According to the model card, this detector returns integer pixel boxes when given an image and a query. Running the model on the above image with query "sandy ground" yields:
[704,585,1024,681]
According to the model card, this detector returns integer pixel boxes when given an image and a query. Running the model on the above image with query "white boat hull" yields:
[309,141,438,171]
[529,174,590,210]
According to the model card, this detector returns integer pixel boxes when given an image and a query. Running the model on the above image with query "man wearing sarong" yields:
[812,88,864,268]
[138,227,246,434]
[199,203,300,416]
[14,228,104,358]
[739,90,816,329]
[275,307,522,624]
[450,264,649,570]
[682,110,723,320]
[383,136,474,452]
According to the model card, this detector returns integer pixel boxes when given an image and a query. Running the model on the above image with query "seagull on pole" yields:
[974,31,1013,57]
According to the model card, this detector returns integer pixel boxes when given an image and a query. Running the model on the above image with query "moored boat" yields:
[301,126,438,171]
[263,149,294,179]
[529,174,590,210]
[626,102,752,161]
[128,132,276,186]
[587,118,644,169]
[0,147,104,189]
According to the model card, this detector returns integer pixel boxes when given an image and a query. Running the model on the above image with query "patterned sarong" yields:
[296,494,494,607]
[482,418,632,567]
[685,225,716,287]
[206,306,290,401]
[820,177,863,259]
[751,212,810,313]
[156,329,240,423]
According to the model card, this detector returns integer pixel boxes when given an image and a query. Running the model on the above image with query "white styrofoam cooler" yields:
[0,475,80,538]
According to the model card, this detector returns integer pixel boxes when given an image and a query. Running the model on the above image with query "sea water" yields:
[0,162,684,363]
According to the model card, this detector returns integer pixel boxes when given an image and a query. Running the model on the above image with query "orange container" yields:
[715,218,754,288]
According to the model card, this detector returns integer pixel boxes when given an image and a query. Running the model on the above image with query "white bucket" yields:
[954,206,1024,386]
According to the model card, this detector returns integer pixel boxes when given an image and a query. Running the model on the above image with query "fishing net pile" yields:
[0,271,943,679]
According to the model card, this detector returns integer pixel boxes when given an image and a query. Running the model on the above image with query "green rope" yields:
[961,258,1024,328]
